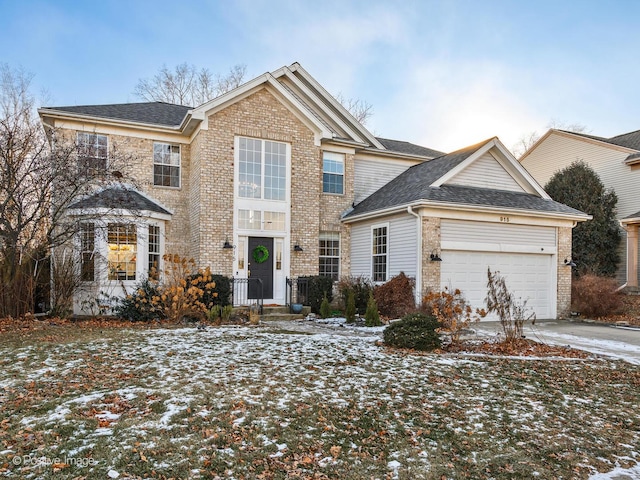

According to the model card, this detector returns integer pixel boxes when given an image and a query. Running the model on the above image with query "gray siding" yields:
[448,151,524,192]
[350,213,418,279]
[354,157,418,204]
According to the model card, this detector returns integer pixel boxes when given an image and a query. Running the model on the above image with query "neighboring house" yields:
[39,63,587,318]
[520,129,640,287]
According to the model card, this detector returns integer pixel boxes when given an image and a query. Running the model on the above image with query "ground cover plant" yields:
[0,321,638,479]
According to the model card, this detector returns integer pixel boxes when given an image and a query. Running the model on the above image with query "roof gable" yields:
[446,150,523,192]
[344,137,586,221]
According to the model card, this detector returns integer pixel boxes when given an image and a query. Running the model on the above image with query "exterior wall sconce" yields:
[430,250,442,262]
[294,244,304,252]
[564,257,576,267]
[223,238,234,249]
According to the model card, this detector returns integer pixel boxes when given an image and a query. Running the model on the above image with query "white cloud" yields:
[374,60,547,153]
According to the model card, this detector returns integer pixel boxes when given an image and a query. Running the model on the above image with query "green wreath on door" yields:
[252,245,269,264]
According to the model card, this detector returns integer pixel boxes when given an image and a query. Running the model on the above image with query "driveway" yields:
[472,320,640,365]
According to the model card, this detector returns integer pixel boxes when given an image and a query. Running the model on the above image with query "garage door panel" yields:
[440,251,554,320]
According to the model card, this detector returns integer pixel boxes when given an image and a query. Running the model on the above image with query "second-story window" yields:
[153,143,181,187]
[77,132,108,172]
[238,137,287,200]
[322,152,344,194]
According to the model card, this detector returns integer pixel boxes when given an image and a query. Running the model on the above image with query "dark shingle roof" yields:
[346,139,585,219]
[607,130,640,150]
[69,188,171,215]
[44,102,191,127]
[376,137,445,158]
[558,129,640,152]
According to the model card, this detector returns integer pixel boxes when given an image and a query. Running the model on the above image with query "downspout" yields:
[407,205,421,306]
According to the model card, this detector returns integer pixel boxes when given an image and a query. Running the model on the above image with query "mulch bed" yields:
[442,338,590,359]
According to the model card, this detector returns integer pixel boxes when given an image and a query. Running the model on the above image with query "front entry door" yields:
[248,237,274,299]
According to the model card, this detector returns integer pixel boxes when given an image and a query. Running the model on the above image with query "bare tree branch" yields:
[512,120,589,158]
[133,63,247,107]
[334,92,374,126]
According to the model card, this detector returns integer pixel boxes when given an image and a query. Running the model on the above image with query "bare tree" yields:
[133,63,247,107]
[334,92,374,126]
[0,64,138,316]
[513,119,588,158]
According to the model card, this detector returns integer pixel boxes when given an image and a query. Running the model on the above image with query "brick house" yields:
[39,63,587,318]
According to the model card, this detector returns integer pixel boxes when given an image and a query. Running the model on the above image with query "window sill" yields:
[153,185,182,190]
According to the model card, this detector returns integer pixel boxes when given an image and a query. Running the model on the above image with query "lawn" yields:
[0,321,639,479]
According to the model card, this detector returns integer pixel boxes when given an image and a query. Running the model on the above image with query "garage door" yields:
[440,251,554,320]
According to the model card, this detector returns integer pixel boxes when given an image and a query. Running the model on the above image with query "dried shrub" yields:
[423,287,484,344]
[485,269,535,343]
[373,272,416,319]
[571,274,623,318]
[337,276,373,315]
[114,278,164,322]
[383,313,441,351]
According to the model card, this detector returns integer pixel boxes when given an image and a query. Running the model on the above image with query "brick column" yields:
[557,227,572,318]
[421,217,441,298]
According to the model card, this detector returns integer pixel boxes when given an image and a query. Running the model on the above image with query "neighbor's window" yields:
[322,152,344,194]
[319,232,340,280]
[372,225,388,282]
[77,132,108,172]
[80,223,95,281]
[107,223,137,281]
[148,225,160,279]
[238,137,287,200]
[153,143,181,187]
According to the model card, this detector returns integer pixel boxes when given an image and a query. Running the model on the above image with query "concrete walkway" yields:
[471,319,640,365]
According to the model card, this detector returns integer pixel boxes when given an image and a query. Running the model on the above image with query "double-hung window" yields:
[372,225,388,282]
[148,225,161,279]
[77,132,108,172]
[238,137,287,200]
[319,232,340,280]
[80,223,95,281]
[322,152,344,194]
[153,143,181,187]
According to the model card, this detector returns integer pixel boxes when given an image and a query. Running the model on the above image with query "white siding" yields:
[349,213,418,279]
[448,152,524,192]
[441,220,556,251]
[354,158,418,204]
[350,223,371,277]
[521,131,634,283]
[389,215,418,277]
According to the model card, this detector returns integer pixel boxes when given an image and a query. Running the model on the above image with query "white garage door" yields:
[440,251,554,320]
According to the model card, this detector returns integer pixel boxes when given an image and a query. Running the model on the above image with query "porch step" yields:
[260,305,310,321]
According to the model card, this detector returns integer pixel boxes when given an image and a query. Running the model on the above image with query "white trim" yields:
[431,138,550,199]
[371,222,390,282]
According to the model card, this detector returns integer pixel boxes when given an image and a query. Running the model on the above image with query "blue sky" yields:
[2,0,639,152]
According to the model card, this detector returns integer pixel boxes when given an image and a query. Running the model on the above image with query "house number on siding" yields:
[500,216,510,223]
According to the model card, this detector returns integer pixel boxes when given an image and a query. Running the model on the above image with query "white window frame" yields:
[153,142,181,188]
[237,137,287,201]
[77,132,108,172]
[322,151,345,195]
[319,232,340,280]
[371,223,389,282]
